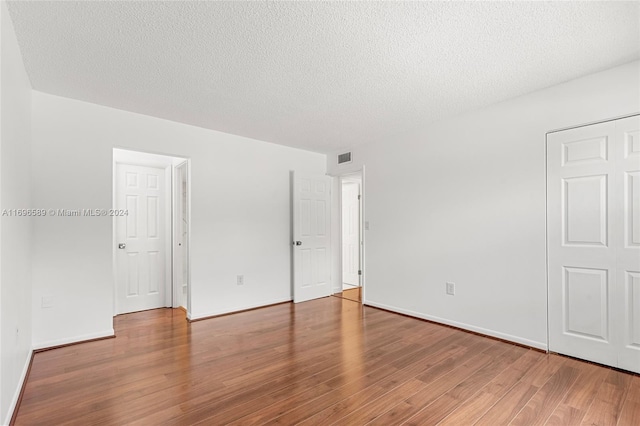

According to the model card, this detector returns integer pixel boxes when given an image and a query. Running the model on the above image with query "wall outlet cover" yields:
[446,282,455,296]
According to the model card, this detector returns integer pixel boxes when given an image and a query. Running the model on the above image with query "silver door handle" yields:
[118,243,126,249]
[294,241,302,246]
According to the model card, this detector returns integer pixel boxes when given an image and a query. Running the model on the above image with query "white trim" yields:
[3,348,33,426]
[545,132,551,352]
[546,112,640,135]
[364,300,548,351]
[185,161,192,317]
[164,164,172,308]
[32,329,115,351]
[188,298,292,321]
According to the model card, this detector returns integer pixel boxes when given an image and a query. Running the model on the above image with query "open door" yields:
[293,172,332,303]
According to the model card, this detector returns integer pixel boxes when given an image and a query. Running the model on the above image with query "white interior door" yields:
[615,115,640,373]
[548,115,640,374]
[342,181,360,287]
[116,163,167,314]
[293,172,331,303]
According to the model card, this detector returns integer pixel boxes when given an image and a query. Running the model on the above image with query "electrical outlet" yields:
[42,296,54,308]
[237,275,244,286]
[446,282,455,296]
[365,221,370,230]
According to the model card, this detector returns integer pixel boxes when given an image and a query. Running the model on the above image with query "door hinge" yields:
[358,270,362,275]
[358,195,361,200]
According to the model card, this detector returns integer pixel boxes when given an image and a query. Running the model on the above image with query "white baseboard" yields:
[32,329,115,351]
[3,347,33,426]
[189,298,292,321]
[364,300,547,351]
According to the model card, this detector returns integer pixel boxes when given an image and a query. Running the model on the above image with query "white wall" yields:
[0,2,33,423]
[31,92,326,348]
[328,60,640,349]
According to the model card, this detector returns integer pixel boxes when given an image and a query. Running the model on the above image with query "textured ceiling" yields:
[7,1,640,153]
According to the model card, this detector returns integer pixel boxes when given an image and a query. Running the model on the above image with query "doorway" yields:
[173,161,189,312]
[337,171,364,303]
[113,148,191,316]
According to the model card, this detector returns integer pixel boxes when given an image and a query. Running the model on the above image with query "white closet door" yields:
[548,121,619,368]
[615,115,640,374]
[548,115,640,374]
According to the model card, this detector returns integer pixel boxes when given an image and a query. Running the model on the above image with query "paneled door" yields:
[548,115,640,373]
[116,164,167,314]
[342,181,360,287]
[293,172,332,303]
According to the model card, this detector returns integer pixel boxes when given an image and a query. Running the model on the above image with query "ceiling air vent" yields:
[337,152,352,165]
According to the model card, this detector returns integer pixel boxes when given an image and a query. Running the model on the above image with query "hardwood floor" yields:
[14,297,639,425]
[335,286,361,303]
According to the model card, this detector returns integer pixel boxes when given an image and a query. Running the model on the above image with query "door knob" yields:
[118,243,126,249]
[294,241,302,246]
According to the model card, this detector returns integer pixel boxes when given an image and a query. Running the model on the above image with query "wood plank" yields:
[401,345,528,425]
[472,353,567,426]
[580,369,632,426]
[368,342,503,425]
[509,363,581,425]
[437,349,542,425]
[617,375,640,426]
[545,360,609,425]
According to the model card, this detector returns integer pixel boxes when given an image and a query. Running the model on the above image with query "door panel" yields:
[127,253,139,296]
[626,171,640,247]
[563,267,609,340]
[116,164,167,314]
[627,272,640,346]
[563,175,608,246]
[293,173,331,303]
[548,121,618,367]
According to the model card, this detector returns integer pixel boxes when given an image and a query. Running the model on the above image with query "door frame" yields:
[337,167,366,302]
[112,148,192,317]
[172,161,191,312]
